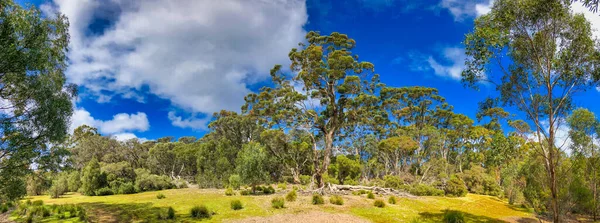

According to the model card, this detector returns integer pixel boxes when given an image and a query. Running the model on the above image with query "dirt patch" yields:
[0,211,14,223]
[229,211,371,223]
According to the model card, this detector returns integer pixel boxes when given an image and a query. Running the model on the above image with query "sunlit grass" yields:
[21,188,534,222]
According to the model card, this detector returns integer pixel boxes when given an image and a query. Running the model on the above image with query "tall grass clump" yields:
[374,199,385,208]
[190,205,211,219]
[231,200,243,210]
[388,196,397,204]
[271,197,285,209]
[312,194,324,205]
[443,210,465,223]
[329,195,344,205]
[286,190,297,202]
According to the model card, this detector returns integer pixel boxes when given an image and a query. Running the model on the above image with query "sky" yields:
[16,0,600,142]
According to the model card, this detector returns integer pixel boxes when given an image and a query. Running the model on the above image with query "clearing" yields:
[17,187,537,222]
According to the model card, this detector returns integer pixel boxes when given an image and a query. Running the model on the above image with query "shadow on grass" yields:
[79,202,176,223]
[417,211,508,223]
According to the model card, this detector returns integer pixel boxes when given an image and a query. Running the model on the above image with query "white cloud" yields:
[440,0,493,21]
[167,111,210,130]
[46,0,308,129]
[572,1,600,39]
[70,108,149,135]
[596,86,600,92]
[112,133,148,142]
[426,47,466,80]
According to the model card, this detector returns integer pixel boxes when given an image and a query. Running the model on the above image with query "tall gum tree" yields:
[462,0,600,221]
[244,31,380,188]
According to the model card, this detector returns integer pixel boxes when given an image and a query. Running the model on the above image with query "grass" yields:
[17,188,534,222]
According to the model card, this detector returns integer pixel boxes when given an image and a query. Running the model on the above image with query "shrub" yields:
[190,205,211,219]
[240,189,250,196]
[42,207,51,217]
[67,171,81,192]
[367,191,375,199]
[32,200,43,206]
[172,179,188,189]
[263,185,276,194]
[167,207,176,219]
[443,210,465,223]
[445,176,468,197]
[0,204,7,213]
[118,182,136,194]
[134,168,173,192]
[329,195,344,205]
[156,193,166,199]
[231,200,243,210]
[374,199,386,208]
[358,189,367,195]
[229,174,242,190]
[388,196,397,204]
[95,187,114,196]
[312,194,324,205]
[460,166,502,196]
[285,190,297,202]
[81,158,107,196]
[271,197,285,209]
[410,184,444,196]
[277,183,287,190]
[383,175,403,189]
[299,175,311,185]
[225,187,235,196]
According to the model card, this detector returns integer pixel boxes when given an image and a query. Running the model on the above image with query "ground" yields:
[13,187,538,222]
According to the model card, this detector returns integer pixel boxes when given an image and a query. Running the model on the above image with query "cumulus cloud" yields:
[426,47,466,80]
[45,0,308,129]
[112,133,149,142]
[167,111,210,130]
[439,0,493,21]
[70,108,149,139]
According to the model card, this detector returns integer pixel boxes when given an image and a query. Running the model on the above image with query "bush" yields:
[329,195,344,205]
[271,197,285,209]
[167,207,176,219]
[95,187,114,196]
[383,175,403,189]
[277,183,287,190]
[445,176,468,197]
[285,190,297,202]
[172,179,188,189]
[156,193,166,199]
[118,182,136,194]
[367,191,375,199]
[240,189,251,196]
[299,175,311,185]
[134,168,173,192]
[410,184,444,196]
[374,199,386,208]
[388,196,397,204]
[229,174,242,190]
[231,200,243,210]
[32,200,43,206]
[443,210,465,223]
[225,187,235,196]
[0,204,7,213]
[460,166,502,196]
[263,185,276,194]
[312,194,324,205]
[190,205,211,219]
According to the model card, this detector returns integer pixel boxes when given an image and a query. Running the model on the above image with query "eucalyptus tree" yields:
[567,108,600,219]
[463,0,600,220]
[244,32,380,187]
[0,0,75,201]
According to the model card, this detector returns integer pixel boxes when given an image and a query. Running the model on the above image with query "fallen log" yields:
[328,184,418,198]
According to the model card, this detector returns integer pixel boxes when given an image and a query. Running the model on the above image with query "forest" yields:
[1,0,600,222]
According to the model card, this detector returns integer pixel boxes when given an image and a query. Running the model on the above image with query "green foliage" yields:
[443,210,465,223]
[225,187,235,196]
[81,158,107,196]
[134,168,173,192]
[240,189,250,196]
[367,191,375,199]
[286,190,297,202]
[312,194,324,205]
[299,175,311,185]
[230,200,243,210]
[229,174,242,190]
[95,187,114,196]
[445,176,467,197]
[460,167,501,196]
[67,171,81,192]
[49,174,68,199]
[236,142,270,190]
[383,175,404,189]
[156,193,166,199]
[271,197,285,209]
[167,207,176,219]
[32,200,43,206]
[329,195,344,205]
[373,199,386,208]
[118,182,136,194]
[190,205,211,219]
[333,155,362,185]
[410,184,444,196]
[277,183,287,190]
[263,185,276,195]
[388,196,397,204]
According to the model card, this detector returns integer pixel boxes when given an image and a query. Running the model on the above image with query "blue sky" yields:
[20,0,600,141]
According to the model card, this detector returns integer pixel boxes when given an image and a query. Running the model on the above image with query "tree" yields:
[244,31,380,187]
[80,158,106,196]
[236,142,269,193]
[260,129,312,183]
[378,136,418,175]
[0,0,75,201]
[463,0,600,220]
[567,108,600,219]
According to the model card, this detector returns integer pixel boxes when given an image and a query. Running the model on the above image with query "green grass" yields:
[17,188,534,222]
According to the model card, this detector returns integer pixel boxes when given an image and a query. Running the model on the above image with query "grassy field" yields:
[13,187,537,222]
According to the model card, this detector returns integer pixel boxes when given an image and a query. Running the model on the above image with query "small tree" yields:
[80,158,106,196]
[236,142,269,193]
